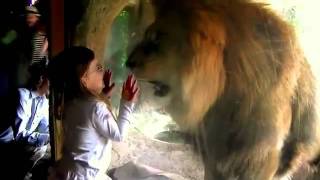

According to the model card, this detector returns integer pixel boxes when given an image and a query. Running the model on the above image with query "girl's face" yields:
[81,58,105,94]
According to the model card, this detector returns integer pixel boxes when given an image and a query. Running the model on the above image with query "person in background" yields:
[48,46,139,180]
[25,5,48,65]
[15,5,48,87]
[13,62,50,179]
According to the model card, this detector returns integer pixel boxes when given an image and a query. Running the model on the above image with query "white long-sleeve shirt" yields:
[0,88,49,144]
[61,97,134,172]
[15,88,49,146]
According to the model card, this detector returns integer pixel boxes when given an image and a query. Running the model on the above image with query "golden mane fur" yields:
[127,0,320,179]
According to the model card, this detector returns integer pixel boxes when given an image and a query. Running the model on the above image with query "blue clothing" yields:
[0,128,14,143]
[0,89,49,179]
[12,88,49,146]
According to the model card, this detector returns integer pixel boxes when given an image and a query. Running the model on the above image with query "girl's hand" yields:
[102,69,115,98]
[122,74,139,102]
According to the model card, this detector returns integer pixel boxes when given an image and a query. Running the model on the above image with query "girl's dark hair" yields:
[49,46,114,119]
[48,46,95,101]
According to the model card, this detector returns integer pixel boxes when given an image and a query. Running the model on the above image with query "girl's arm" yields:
[92,100,134,141]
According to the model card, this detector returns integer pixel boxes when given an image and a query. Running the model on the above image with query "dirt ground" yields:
[110,129,204,180]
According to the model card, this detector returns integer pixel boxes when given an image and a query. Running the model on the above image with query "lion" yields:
[126,0,320,179]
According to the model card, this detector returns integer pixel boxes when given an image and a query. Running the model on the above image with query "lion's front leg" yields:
[203,146,282,180]
[200,115,286,180]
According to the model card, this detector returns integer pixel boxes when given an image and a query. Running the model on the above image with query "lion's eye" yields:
[150,32,159,43]
[143,41,159,55]
[146,31,164,44]
[143,31,166,55]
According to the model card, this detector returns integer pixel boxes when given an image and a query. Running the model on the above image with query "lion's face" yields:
[127,8,226,130]
[127,12,187,98]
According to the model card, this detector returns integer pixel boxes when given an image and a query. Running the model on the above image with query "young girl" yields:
[48,46,139,180]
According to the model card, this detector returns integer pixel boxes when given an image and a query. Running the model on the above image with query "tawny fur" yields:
[127,0,320,179]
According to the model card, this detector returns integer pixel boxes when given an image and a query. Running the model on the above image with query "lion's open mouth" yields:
[149,81,170,97]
